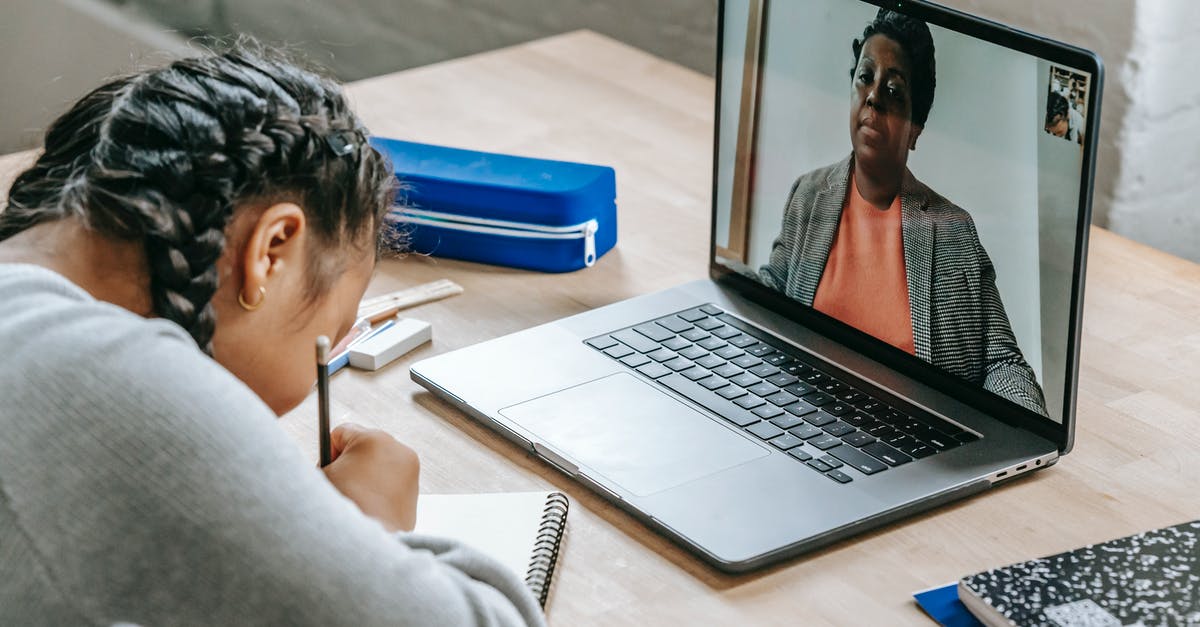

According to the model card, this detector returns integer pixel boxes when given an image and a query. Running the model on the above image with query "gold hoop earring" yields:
[238,286,266,312]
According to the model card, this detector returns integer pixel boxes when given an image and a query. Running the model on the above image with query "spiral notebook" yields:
[414,491,568,607]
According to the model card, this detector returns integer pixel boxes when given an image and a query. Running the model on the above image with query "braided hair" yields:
[0,45,395,355]
[851,9,937,127]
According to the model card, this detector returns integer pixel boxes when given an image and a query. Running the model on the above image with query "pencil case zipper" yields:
[388,207,600,267]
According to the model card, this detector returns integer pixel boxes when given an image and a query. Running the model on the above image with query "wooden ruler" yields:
[358,279,464,323]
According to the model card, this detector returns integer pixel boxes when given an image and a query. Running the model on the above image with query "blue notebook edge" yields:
[913,582,984,627]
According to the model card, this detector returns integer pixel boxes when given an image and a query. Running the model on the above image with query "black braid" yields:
[0,43,395,355]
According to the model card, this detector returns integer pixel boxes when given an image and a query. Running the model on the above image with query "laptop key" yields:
[620,353,651,368]
[699,304,723,316]
[787,448,813,462]
[656,316,694,333]
[712,363,743,378]
[662,337,691,351]
[861,441,913,466]
[823,421,856,437]
[663,357,695,372]
[806,459,833,473]
[818,455,844,469]
[636,362,672,379]
[678,345,708,360]
[752,404,784,419]
[747,382,778,397]
[857,400,888,415]
[748,364,780,378]
[731,355,762,369]
[714,346,744,360]
[729,373,760,388]
[681,366,712,382]
[746,344,775,358]
[697,337,727,350]
[712,326,741,339]
[842,411,872,427]
[696,318,724,331]
[612,329,661,353]
[634,323,674,342]
[840,431,877,448]
[647,347,677,362]
[783,362,812,375]
[764,353,792,366]
[734,395,766,410]
[659,373,757,427]
[804,412,836,427]
[769,434,804,451]
[770,414,806,430]
[901,443,936,459]
[826,469,853,484]
[765,391,799,407]
[604,344,635,359]
[809,434,842,450]
[925,435,959,451]
[826,445,888,475]
[785,382,817,396]
[790,424,824,440]
[784,401,818,417]
[681,329,710,342]
[698,376,729,391]
[716,385,747,400]
[728,335,758,348]
[746,422,784,440]
[586,336,619,350]
[766,373,799,387]
[839,391,867,404]
[823,402,852,416]
[695,354,725,370]
[678,308,709,323]
[802,391,834,406]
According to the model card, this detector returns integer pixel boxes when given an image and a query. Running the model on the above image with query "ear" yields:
[238,202,306,304]
[908,124,924,151]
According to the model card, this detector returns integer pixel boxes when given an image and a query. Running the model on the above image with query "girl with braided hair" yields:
[0,46,544,625]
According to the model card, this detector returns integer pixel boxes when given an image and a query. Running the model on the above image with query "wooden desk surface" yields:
[4,30,1200,626]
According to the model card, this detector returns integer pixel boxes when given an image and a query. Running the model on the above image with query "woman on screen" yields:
[759,9,1048,415]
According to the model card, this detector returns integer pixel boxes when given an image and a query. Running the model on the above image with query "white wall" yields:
[1108,0,1200,261]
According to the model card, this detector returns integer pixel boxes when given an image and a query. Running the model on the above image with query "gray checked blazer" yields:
[759,154,1048,416]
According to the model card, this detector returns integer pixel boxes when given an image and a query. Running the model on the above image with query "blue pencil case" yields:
[369,137,617,273]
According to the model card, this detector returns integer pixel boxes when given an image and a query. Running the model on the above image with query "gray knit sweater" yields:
[0,264,545,626]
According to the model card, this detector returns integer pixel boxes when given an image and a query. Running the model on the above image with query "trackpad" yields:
[499,373,768,497]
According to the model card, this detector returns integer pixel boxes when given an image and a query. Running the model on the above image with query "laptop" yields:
[411,0,1103,572]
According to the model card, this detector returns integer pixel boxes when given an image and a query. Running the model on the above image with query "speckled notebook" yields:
[958,520,1200,627]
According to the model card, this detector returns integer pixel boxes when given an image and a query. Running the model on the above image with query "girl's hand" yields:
[321,422,419,532]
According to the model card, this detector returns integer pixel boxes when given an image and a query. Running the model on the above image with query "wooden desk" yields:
[5,30,1199,626]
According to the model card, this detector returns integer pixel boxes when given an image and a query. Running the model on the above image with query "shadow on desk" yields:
[412,390,1050,591]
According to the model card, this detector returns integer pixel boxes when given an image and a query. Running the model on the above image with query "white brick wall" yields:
[1109,0,1200,261]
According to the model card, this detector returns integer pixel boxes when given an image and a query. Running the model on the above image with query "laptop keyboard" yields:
[585,304,980,484]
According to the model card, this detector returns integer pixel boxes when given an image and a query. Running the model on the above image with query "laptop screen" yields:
[713,0,1098,424]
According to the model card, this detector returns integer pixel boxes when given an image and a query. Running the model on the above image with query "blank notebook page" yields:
[414,491,556,579]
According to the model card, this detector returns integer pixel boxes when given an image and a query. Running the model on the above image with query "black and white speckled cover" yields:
[960,520,1200,627]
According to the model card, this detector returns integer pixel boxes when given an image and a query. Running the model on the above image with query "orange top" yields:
[812,175,915,354]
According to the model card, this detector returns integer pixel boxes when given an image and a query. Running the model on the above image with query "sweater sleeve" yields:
[0,274,545,626]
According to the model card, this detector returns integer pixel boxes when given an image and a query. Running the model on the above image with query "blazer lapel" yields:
[900,170,933,361]
[793,155,852,305]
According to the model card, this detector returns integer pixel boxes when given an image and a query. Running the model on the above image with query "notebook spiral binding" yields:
[525,492,569,608]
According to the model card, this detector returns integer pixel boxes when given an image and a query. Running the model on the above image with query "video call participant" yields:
[759,9,1048,415]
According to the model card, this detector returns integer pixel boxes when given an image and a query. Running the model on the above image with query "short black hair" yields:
[851,9,937,127]
[1046,91,1070,122]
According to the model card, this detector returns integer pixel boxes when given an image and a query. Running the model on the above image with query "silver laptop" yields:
[411,0,1103,572]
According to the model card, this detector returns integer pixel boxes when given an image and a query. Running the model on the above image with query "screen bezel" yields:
[709,0,1104,452]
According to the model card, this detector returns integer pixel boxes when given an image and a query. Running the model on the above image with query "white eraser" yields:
[348,318,432,371]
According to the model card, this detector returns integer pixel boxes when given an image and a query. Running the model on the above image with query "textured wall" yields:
[1108,0,1200,261]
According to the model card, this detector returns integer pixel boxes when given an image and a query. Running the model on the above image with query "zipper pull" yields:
[583,220,598,267]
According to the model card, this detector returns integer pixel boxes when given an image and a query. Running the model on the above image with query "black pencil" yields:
[316,335,332,467]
